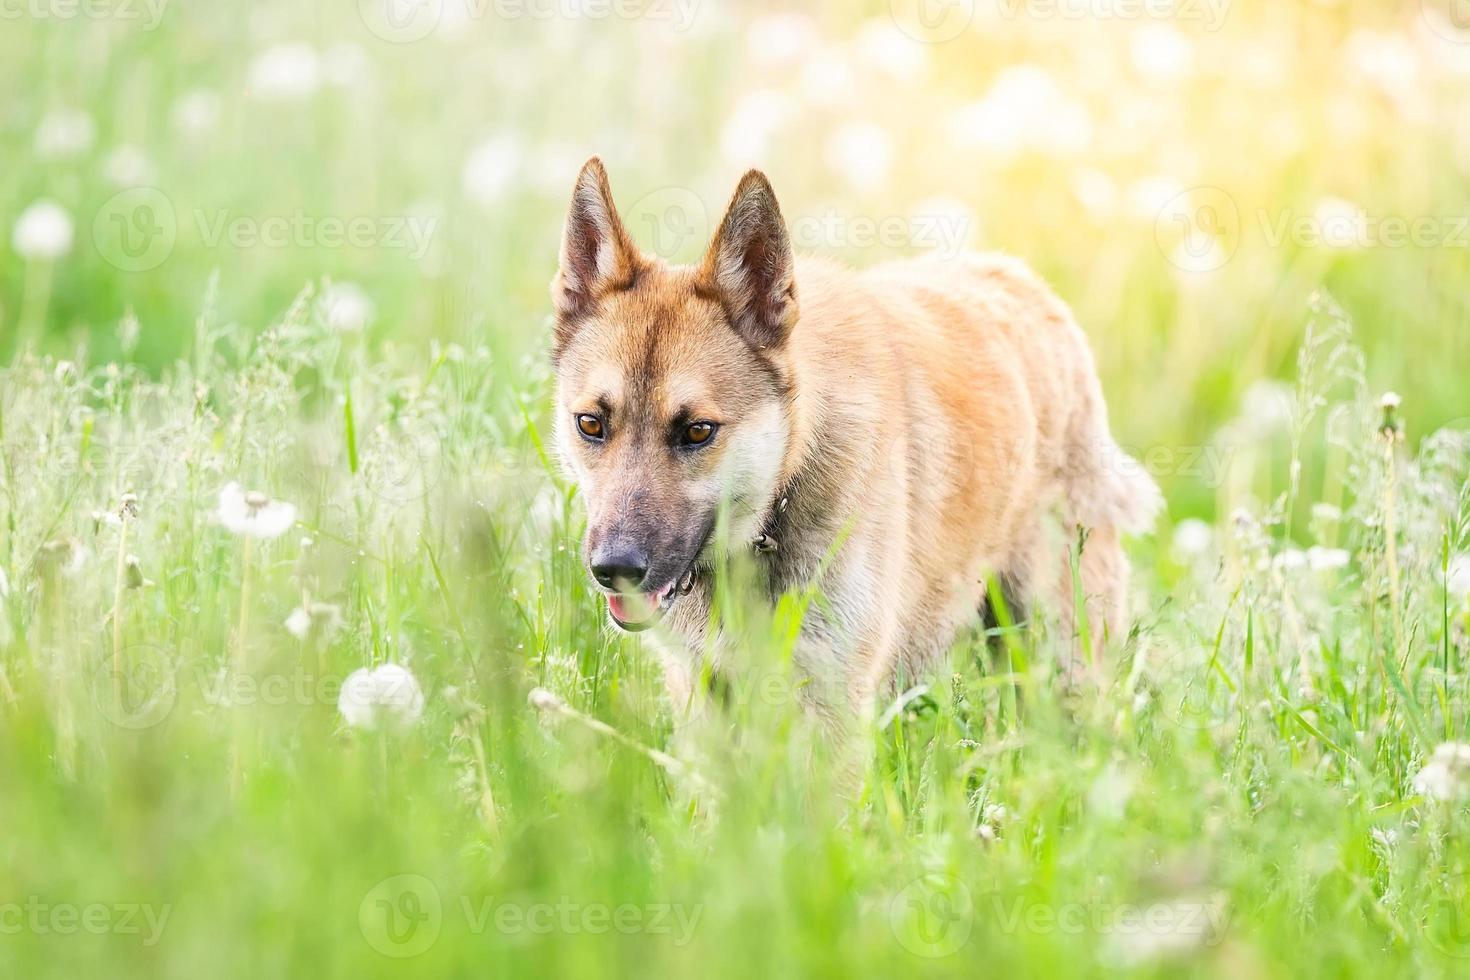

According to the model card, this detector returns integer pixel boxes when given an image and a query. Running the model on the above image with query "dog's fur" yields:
[551,159,1161,723]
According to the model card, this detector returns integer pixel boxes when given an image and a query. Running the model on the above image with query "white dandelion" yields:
[719,89,796,167]
[1413,743,1470,801]
[338,663,425,731]
[1448,555,1470,604]
[12,201,74,261]
[853,18,926,82]
[462,133,522,206]
[216,482,298,540]
[744,12,817,68]
[171,89,221,136]
[1171,518,1213,558]
[1130,24,1195,83]
[246,42,322,101]
[825,120,893,193]
[285,602,343,643]
[321,282,375,333]
[1306,547,1350,572]
[103,144,156,187]
[34,108,95,159]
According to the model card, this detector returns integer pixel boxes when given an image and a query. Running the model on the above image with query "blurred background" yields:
[3,0,1469,515]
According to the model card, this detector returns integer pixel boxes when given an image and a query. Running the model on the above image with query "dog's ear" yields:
[552,157,640,326]
[701,170,797,351]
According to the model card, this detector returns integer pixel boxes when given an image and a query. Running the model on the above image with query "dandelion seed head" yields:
[338,663,425,731]
[12,200,75,261]
[216,482,298,539]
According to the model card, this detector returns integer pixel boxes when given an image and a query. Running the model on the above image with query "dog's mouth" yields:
[605,567,698,633]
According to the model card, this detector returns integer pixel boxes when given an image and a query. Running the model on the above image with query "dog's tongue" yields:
[607,592,656,624]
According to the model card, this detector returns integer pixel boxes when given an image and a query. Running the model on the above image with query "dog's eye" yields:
[576,414,605,441]
[681,421,716,447]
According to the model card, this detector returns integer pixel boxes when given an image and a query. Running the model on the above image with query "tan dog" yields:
[551,158,1160,723]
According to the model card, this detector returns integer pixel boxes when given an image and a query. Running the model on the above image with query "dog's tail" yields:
[1063,434,1163,536]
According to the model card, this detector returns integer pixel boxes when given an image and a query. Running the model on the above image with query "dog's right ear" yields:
[551,158,640,329]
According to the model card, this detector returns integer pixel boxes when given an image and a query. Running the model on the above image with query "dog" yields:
[550,158,1161,725]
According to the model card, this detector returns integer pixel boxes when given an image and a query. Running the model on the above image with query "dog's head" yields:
[550,158,798,632]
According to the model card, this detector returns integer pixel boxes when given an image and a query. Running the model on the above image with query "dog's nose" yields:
[590,545,648,590]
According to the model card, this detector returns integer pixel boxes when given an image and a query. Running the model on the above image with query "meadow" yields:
[3,1,1470,976]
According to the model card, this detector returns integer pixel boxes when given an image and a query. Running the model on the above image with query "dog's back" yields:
[783,251,1160,684]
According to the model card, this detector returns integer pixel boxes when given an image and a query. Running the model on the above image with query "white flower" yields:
[799,47,855,108]
[720,90,796,167]
[247,42,321,101]
[1273,548,1307,571]
[1130,24,1195,83]
[825,121,893,193]
[528,686,566,713]
[1126,174,1186,222]
[285,602,343,643]
[1313,197,1371,249]
[1413,743,1470,801]
[853,18,926,82]
[1310,503,1342,523]
[338,663,425,731]
[950,65,1092,158]
[1307,547,1350,572]
[103,144,156,186]
[215,482,298,539]
[1071,168,1120,219]
[12,200,75,261]
[0,565,9,599]
[1238,379,1294,438]
[744,12,816,68]
[172,89,221,135]
[321,282,375,332]
[1449,555,1470,604]
[1171,518,1213,558]
[462,134,522,207]
[322,42,371,87]
[34,108,95,159]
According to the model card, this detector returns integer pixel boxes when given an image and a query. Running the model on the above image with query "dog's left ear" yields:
[701,170,797,351]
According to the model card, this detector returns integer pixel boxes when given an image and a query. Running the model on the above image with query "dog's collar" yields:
[751,487,791,555]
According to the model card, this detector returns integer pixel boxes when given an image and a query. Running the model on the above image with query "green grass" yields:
[4,2,1470,977]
